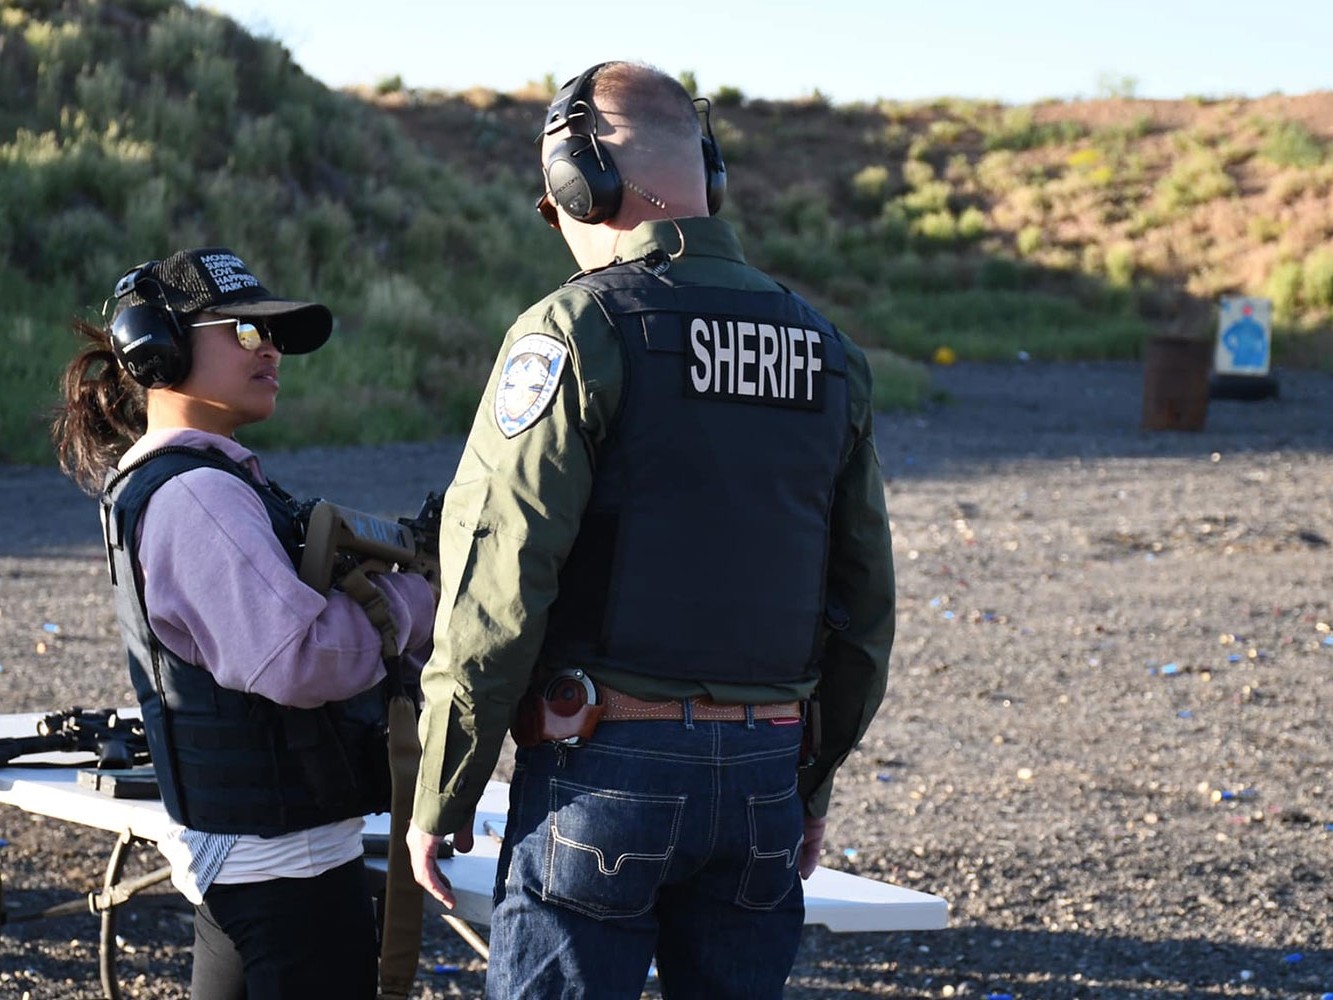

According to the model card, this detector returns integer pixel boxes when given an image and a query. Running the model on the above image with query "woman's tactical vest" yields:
[542,263,854,685]
[100,446,391,835]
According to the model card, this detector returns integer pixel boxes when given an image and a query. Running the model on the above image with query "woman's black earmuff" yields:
[542,63,727,224]
[108,263,192,389]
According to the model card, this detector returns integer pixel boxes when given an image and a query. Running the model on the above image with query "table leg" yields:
[91,829,172,1000]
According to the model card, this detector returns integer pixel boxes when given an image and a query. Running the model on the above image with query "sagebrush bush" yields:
[73,61,126,131]
[913,210,958,245]
[1265,261,1303,321]
[712,85,744,107]
[957,205,987,241]
[1105,243,1136,287]
[1300,247,1333,311]
[1016,225,1043,256]
[1261,120,1326,169]
[984,107,1086,152]
[850,164,891,212]
[1155,151,1236,212]
[901,158,934,189]
[901,180,950,216]
[145,6,225,77]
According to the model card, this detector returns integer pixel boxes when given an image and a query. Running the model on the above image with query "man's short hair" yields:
[591,62,702,148]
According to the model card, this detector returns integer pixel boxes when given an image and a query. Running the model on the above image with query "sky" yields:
[194,0,1330,106]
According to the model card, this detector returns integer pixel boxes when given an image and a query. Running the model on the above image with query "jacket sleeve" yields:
[138,468,432,709]
[797,343,896,818]
[412,289,622,835]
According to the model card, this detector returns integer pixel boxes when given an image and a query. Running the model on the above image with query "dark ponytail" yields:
[50,318,147,495]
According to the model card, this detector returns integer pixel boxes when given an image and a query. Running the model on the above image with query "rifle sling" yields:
[338,567,399,662]
[378,693,424,1000]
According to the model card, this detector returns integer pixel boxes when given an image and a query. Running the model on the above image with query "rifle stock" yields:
[298,493,443,596]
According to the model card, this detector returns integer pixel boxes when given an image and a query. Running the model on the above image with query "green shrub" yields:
[862,348,932,411]
[123,175,172,250]
[1300,247,1333,311]
[138,75,206,151]
[73,61,126,132]
[230,113,293,176]
[712,85,744,107]
[1105,242,1136,287]
[1156,151,1236,211]
[1265,260,1303,321]
[145,6,225,78]
[905,134,932,161]
[901,180,950,216]
[977,256,1024,290]
[957,205,987,241]
[1016,225,1043,256]
[984,107,1086,151]
[1092,114,1154,158]
[850,164,891,212]
[975,150,1021,193]
[771,184,833,238]
[944,153,972,184]
[875,201,911,250]
[902,158,934,189]
[188,52,238,123]
[37,205,119,285]
[912,209,957,245]
[1261,120,1326,169]
[754,232,838,286]
[302,199,358,288]
[1247,215,1283,243]
[928,119,965,144]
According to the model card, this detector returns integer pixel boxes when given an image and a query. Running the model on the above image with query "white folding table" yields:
[0,711,947,993]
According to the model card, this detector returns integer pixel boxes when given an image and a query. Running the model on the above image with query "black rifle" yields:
[0,708,150,769]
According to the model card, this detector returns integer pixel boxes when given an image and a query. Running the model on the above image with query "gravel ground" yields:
[2,360,1331,999]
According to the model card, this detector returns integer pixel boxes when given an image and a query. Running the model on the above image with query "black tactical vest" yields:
[542,263,853,685]
[101,446,390,835]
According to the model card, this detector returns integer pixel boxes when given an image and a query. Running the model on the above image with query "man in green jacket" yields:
[408,60,895,999]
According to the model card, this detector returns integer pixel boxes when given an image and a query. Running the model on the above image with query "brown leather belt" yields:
[599,685,801,723]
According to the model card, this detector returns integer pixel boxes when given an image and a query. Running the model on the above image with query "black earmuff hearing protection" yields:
[541,63,727,224]
[108,263,192,389]
[697,97,728,216]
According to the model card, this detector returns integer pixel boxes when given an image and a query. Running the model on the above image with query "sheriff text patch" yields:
[685,316,826,410]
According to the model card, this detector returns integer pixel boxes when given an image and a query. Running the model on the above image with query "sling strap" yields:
[335,564,424,999]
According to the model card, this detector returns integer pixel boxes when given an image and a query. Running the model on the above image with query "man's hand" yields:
[798,815,826,879]
[407,815,475,908]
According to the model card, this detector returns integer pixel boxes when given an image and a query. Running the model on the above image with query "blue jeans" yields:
[487,716,806,999]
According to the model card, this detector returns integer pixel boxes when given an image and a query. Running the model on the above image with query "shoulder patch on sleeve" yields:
[494,334,569,438]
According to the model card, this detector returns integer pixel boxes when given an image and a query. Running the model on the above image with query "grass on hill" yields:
[3,0,1331,466]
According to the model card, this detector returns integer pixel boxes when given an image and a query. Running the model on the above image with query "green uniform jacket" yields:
[413,217,895,834]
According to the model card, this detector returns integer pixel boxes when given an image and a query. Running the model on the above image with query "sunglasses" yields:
[189,317,270,351]
[535,191,561,230]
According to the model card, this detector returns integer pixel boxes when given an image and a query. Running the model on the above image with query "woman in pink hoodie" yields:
[52,248,436,1000]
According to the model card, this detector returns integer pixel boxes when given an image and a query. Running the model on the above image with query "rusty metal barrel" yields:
[1141,335,1212,431]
